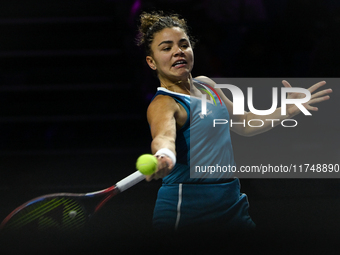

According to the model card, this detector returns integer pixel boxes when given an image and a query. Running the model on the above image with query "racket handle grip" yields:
[115,171,145,192]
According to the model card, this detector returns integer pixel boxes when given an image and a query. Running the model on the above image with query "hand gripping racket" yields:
[0,170,146,233]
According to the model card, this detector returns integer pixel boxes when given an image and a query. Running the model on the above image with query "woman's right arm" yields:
[146,95,179,181]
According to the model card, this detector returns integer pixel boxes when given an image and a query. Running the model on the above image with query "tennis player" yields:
[136,11,332,233]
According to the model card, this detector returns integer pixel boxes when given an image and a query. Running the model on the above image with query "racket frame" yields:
[0,170,145,231]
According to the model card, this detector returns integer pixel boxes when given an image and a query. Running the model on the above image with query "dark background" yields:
[0,0,339,253]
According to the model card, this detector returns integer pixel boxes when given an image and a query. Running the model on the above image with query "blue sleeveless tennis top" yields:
[151,80,236,184]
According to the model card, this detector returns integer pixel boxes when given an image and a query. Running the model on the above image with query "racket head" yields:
[0,186,118,234]
[0,195,87,234]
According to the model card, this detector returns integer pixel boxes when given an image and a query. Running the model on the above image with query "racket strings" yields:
[1,197,87,232]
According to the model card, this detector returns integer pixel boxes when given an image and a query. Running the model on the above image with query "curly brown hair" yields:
[136,11,195,56]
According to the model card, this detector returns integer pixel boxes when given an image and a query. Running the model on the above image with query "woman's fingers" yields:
[145,155,173,181]
[308,81,327,93]
[282,80,291,88]
[311,89,333,99]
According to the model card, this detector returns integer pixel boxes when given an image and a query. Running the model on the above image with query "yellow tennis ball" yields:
[136,154,158,175]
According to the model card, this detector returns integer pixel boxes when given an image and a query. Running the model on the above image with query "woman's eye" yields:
[163,47,171,51]
[181,44,189,49]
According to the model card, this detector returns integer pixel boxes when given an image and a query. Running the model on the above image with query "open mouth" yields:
[172,59,187,68]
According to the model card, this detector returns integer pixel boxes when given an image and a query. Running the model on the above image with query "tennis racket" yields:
[0,170,145,233]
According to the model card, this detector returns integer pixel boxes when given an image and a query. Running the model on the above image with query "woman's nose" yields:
[174,47,184,56]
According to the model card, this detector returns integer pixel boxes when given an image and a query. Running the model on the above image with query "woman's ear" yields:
[146,56,156,70]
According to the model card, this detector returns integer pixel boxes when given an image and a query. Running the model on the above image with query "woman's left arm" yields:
[241,80,332,136]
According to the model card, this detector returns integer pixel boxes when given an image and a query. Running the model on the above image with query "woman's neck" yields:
[159,76,191,95]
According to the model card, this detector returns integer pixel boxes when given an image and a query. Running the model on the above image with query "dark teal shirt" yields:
[151,80,236,184]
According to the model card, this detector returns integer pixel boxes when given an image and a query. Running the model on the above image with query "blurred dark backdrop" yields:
[0,0,339,253]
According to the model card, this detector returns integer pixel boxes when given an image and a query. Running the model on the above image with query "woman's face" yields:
[146,27,194,83]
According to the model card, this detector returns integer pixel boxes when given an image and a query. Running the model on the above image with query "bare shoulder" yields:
[147,94,179,117]
[147,94,188,128]
[194,76,217,87]
[148,94,178,110]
